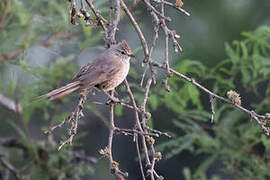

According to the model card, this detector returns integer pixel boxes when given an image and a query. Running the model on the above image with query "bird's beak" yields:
[128,53,135,58]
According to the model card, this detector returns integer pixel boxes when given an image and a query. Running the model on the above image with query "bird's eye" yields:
[121,51,126,55]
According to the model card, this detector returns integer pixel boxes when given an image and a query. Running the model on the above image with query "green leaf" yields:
[149,94,158,110]
[241,66,251,84]
[115,104,123,116]
[146,118,153,128]
[187,84,199,105]
[19,60,30,69]
[225,42,239,64]
[193,153,218,178]
[240,41,248,59]
[183,167,192,180]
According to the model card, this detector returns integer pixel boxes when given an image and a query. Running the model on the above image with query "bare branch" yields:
[135,135,146,180]
[44,91,88,150]
[115,127,159,137]
[210,95,215,123]
[85,0,108,31]
[0,157,21,180]
[153,0,191,16]
[124,79,152,166]
[142,0,172,22]
[107,90,128,179]
[106,0,121,47]
[120,0,149,60]
[80,0,94,26]
[150,60,270,134]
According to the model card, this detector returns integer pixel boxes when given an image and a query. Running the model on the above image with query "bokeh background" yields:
[1,0,270,179]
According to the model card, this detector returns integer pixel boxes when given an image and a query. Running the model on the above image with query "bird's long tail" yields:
[39,81,81,100]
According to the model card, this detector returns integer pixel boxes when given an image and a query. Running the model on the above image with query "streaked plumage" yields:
[39,40,132,100]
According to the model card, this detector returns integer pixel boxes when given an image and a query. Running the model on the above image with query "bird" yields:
[39,40,134,100]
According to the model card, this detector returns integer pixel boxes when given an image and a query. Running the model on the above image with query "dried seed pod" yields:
[175,0,184,8]
[227,90,242,105]
[155,152,162,161]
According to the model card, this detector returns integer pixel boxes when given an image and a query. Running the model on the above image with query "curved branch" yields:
[120,0,149,60]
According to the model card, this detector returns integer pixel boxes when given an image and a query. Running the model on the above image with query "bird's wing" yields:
[73,57,123,88]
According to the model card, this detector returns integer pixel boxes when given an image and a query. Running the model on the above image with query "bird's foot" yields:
[106,96,120,105]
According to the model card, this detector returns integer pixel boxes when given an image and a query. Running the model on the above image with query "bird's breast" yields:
[100,61,130,91]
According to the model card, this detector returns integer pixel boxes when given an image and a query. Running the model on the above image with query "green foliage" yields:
[1,0,270,179]
[153,26,270,179]
[213,26,270,95]
[6,121,94,179]
[0,0,107,179]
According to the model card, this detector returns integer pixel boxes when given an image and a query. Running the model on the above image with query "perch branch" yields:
[107,90,128,179]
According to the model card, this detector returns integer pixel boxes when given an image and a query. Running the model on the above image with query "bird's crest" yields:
[121,40,132,54]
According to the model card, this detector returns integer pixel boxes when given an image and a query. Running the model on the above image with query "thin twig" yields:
[106,0,121,47]
[0,0,11,31]
[85,0,108,31]
[80,0,94,26]
[146,127,171,138]
[140,10,160,86]
[124,79,152,165]
[120,0,149,60]
[86,1,107,23]
[107,91,128,179]
[153,0,191,16]
[0,158,21,180]
[210,95,215,123]
[135,135,146,180]
[150,60,270,134]
[103,90,142,112]
[108,90,116,173]
[114,127,159,137]
[56,91,88,150]
[142,0,171,22]
[141,78,153,126]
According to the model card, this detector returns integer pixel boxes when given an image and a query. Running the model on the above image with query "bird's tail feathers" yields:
[38,81,80,101]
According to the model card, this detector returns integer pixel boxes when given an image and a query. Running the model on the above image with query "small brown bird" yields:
[40,40,134,100]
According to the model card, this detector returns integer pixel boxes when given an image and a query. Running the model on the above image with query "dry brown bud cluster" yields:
[175,0,184,8]
[227,90,242,105]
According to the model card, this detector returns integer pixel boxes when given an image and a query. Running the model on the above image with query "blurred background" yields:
[1,0,270,179]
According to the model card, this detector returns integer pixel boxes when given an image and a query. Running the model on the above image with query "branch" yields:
[0,157,21,180]
[0,137,26,150]
[85,0,108,31]
[142,0,172,22]
[40,0,270,179]
[209,95,215,123]
[153,0,191,16]
[106,0,121,47]
[124,79,154,179]
[120,0,149,60]
[135,135,146,180]
[44,91,88,150]
[0,0,11,31]
[150,60,270,134]
[107,91,128,180]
